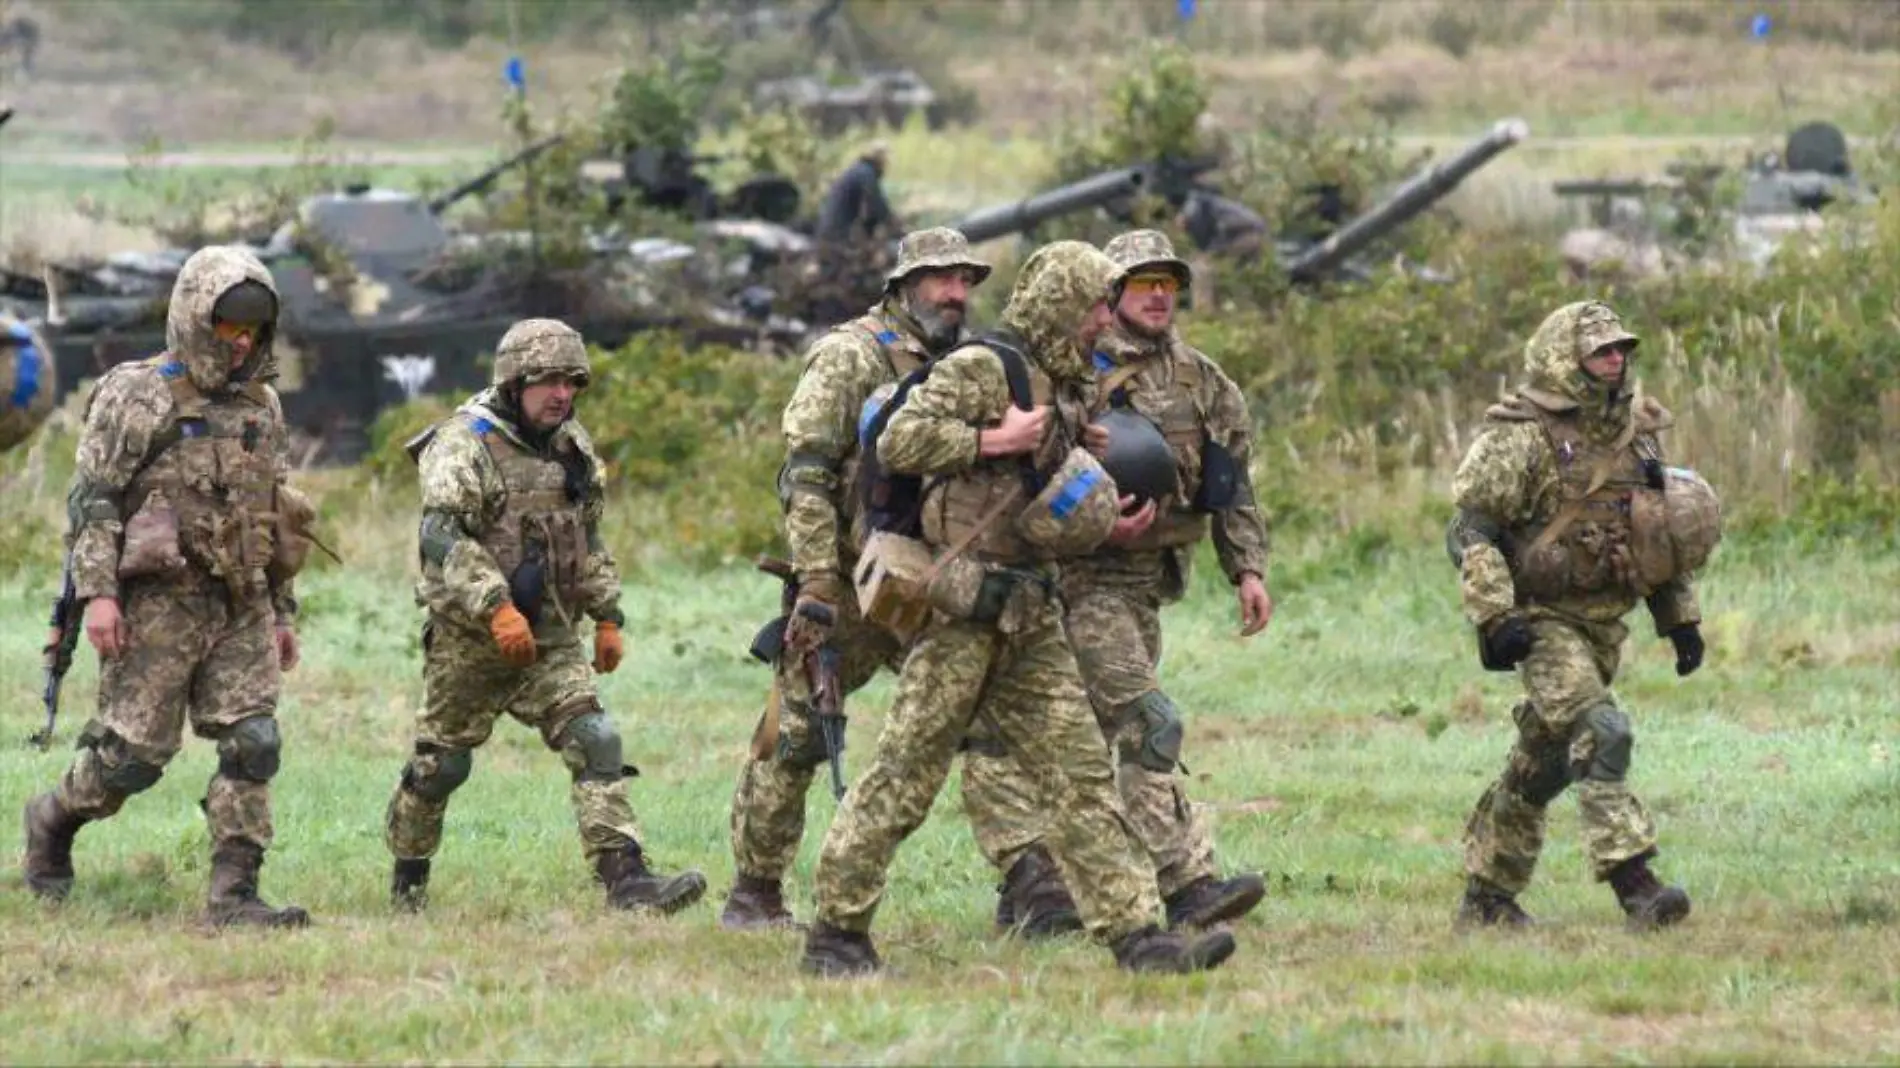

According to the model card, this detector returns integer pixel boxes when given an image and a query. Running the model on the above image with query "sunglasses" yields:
[213,320,266,343]
[1123,274,1181,296]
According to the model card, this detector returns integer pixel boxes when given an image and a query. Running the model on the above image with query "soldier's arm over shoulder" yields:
[568,424,625,626]
[780,333,881,580]
[67,367,171,602]
[878,347,1004,475]
[1450,422,1545,628]
[416,421,509,624]
[1200,353,1270,582]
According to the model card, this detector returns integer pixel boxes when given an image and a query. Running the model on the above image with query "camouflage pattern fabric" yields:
[57,583,282,849]
[885,226,991,288]
[491,317,592,387]
[0,312,56,452]
[48,245,296,853]
[729,597,905,881]
[814,242,1162,944]
[1462,618,1658,892]
[385,623,640,862]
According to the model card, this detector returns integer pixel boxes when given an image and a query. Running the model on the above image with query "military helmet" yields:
[1661,466,1723,574]
[886,227,992,290]
[1104,229,1192,288]
[1094,406,1179,503]
[212,279,278,325]
[493,318,591,388]
[1015,446,1121,556]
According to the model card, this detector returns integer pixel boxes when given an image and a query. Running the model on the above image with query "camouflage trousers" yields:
[1463,617,1658,893]
[813,597,1162,944]
[385,620,640,864]
[964,557,1217,898]
[728,599,906,883]
[54,577,281,851]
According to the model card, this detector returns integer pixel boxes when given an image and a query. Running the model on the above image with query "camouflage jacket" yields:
[65,247,298,623]
[412,390,621,641]
[777,301,944,584]
[1088,324,1269,585]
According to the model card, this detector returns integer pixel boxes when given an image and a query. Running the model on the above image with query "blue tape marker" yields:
[7,323,40,409]
[1048,467,1103,519]
[468,416,495,437]
[157,360,187,379]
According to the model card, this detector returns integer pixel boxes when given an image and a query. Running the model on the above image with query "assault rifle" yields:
[750,556,848,800]
[33,551,81,750]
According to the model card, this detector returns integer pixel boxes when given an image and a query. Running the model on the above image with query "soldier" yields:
[1448,300,1717,931]
[722,226,996,930]
[21,246,310,928]
[384,318,705,915]
[0,310,57,452]
[815,141,897,244]
[801,240,1239,977]
[960,230,1273,937]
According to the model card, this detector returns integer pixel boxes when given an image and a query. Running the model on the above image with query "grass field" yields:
[0,522,1894,1063]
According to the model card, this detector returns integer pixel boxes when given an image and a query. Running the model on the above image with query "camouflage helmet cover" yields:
[886,226,992,289]
[1103,229,1192,287]
[1521,299,1640,405]
[493,317,591,387]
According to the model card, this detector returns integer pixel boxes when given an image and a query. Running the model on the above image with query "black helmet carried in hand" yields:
[1095,406,1179,504]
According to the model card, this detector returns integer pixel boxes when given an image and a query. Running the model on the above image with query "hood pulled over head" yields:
[999,240,1118,382]
[165,245,280,393]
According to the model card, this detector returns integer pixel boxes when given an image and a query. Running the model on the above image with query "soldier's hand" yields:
[786,574,842,656]
[1083,421,1111,458]
[275,624,300,672]
[84,597,130,659]
[1481,615,1535,671]
[1107,495,1157,546]
[978,405,1048,458]
[593,620,624,674]
[1669,623,1704,677]
[489,602,538,668]
[1236,572,1273,637]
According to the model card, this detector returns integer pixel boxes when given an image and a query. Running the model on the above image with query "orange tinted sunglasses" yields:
[1124,273,1180,295]
[213,320,264,343]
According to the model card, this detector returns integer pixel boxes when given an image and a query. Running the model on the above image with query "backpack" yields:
[856,332,1038,538]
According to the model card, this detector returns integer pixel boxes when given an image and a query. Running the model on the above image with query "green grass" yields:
[0,527,1894,1063]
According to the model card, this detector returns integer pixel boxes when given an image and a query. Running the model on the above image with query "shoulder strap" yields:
[1523,392,1643,556]
[1098,362,1144,407]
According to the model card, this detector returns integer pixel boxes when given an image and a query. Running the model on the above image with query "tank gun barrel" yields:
[427,134,566,215]
[947,156,1218,246]
[1285,118,1528,284]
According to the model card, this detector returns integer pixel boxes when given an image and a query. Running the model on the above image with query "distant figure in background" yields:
[806,142,903,327]
[816,141,897,243]
[0,16,39,76]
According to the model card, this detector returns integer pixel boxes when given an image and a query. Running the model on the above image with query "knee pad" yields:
[403,742,474,802]
[215,715,282,784]
[79,723,166,796]
[1502,746,1571,807]
[557,711,629,784]
[1574,703,1634,783]
[1121,690,1183,774]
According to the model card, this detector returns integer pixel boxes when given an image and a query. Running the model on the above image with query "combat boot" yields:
[993,884,1015,932]
[595,844,707,915]
[22,792,88,902]
[998,847,1083,940]
[1111,924,1237,974]
[1455,875,1535,930]
[391,858,430,913]
[720,873,800,930]
[1607,852,1691,931]
[800,921,881,977]
[206,841,311,929]
[1164,872,1267,930]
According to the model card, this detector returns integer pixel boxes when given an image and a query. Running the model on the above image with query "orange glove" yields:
[489,603,537,667]
[593,620,624,674]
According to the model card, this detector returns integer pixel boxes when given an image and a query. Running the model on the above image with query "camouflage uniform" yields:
[1449,301,1705,930]
[0,311,56,452]
[384,318,705,914]
[22,246,310,927]
[961,231,1272,932]
[802,241,1238,977]
[724,228,995,928]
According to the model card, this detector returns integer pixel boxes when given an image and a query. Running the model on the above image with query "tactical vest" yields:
[113,357,283,597]
[1093,338,1210,551]
[919,346,1084,564]
[463,413,594,630]
[837,315,927,554]
[1508,402,1675,602]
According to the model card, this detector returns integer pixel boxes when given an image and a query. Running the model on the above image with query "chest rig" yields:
[466,414,593,629]
[1511,404,1671,601]
[1093,338,1211,551]
[120,357,282,600]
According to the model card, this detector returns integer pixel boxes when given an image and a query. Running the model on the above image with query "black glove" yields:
[1479,615,1535,672]
[1669,624,1704,677]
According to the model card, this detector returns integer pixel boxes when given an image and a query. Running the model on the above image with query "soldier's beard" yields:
[902,291,964,351]
[1117,309,1172,341]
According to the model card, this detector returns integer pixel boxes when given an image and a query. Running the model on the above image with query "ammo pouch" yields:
[926,555,1048,634]
[116,491,186,580]
[510,539,550,627]
[853,530,936,644]
[1192,432,1239,513]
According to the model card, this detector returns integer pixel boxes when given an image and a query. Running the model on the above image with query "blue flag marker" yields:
[1750,13,1771,39]
[504,55,526,92]
[1178,0,1196,21]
